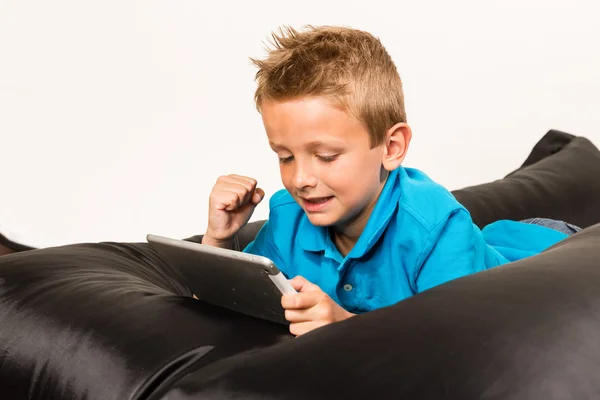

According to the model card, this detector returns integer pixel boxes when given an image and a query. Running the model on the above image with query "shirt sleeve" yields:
[414,208,487,293]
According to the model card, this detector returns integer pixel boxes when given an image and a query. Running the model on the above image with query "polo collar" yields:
[297,167,403,258]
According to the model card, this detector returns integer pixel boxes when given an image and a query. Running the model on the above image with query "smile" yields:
[301,196,334,212]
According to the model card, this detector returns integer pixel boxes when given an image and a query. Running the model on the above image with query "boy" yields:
[201,26,576,336]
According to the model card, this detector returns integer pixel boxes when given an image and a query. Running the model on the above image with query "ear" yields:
[381,123,412,171]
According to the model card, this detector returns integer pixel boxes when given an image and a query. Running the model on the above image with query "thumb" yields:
[290,276,321,292]
[251,187,265,205]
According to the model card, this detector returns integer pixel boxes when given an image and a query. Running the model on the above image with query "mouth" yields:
[300,196,334,212]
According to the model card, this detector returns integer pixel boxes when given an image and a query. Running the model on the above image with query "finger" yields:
[221,188,250,211]
[218,184,259,211]
[220,180,258,208]
[289,321,326,337]
[223,175,257,193]
[281,292,321,310]
[290,276,322,293]
[284,308,313,323]
[230,176,260,206]
[214,177,250,203]
[230,174,258,187]
[287,298,338,322]
[289,276,306,291]
[212,189,243,211]
[251,187,265,204]
[216,175,262,207]
[212,193,236,211]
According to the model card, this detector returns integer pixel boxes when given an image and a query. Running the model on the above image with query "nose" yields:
[292,162,317,191]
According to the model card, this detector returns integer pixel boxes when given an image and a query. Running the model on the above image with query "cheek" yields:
[326,156,367,184]
[328,155,381,194]
[279,165,294,190]
[316,162,356,198]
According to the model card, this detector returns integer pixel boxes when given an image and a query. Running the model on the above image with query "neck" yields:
[331,176,388,256]
[330,229,359,257]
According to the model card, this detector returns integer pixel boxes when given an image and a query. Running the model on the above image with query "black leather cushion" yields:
[0,242,290,400]
[452,130,600,229]
[163,223,600,400]
[2,129,600,400]
[0,232,34,252]
[186,130,600,250]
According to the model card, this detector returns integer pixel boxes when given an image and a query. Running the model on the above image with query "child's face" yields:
[261,96,388,231]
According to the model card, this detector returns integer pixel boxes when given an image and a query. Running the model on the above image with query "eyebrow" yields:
[268,142,285,151]
[269,140,344,151]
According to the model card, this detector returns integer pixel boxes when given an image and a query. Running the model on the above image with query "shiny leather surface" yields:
[164,224,600,399]
[0,242,291,400]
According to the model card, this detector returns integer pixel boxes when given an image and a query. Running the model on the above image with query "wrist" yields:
[201,234,234,249]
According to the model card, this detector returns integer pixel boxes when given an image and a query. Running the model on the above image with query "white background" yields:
[1,0,599,248]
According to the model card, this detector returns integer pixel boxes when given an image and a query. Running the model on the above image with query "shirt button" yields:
[343,284,353,292]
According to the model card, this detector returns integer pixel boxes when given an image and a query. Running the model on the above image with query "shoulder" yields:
[243,189,303,257]
[268,189,300,210]
[397,167,470,231]
[266,189,304,227]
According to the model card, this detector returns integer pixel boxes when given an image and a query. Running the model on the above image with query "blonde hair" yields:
[251,25,406,147]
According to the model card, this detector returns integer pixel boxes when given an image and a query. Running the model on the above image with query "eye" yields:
[317,154,339,163]
[278,155,294,164]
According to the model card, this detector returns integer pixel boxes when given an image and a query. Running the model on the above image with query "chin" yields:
[304,212,339,227]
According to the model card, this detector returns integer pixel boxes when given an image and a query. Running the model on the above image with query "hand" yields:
[282,276,355,336]
[202,174,265,248]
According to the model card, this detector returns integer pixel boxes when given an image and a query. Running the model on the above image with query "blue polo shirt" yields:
[243,167,568,313]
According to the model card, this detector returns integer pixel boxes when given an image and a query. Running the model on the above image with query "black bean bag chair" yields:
[164,222,600,400]
[0,232,33,254]
[1,129,599,400]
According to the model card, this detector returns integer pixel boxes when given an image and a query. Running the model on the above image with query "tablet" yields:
[146,234,295,325]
